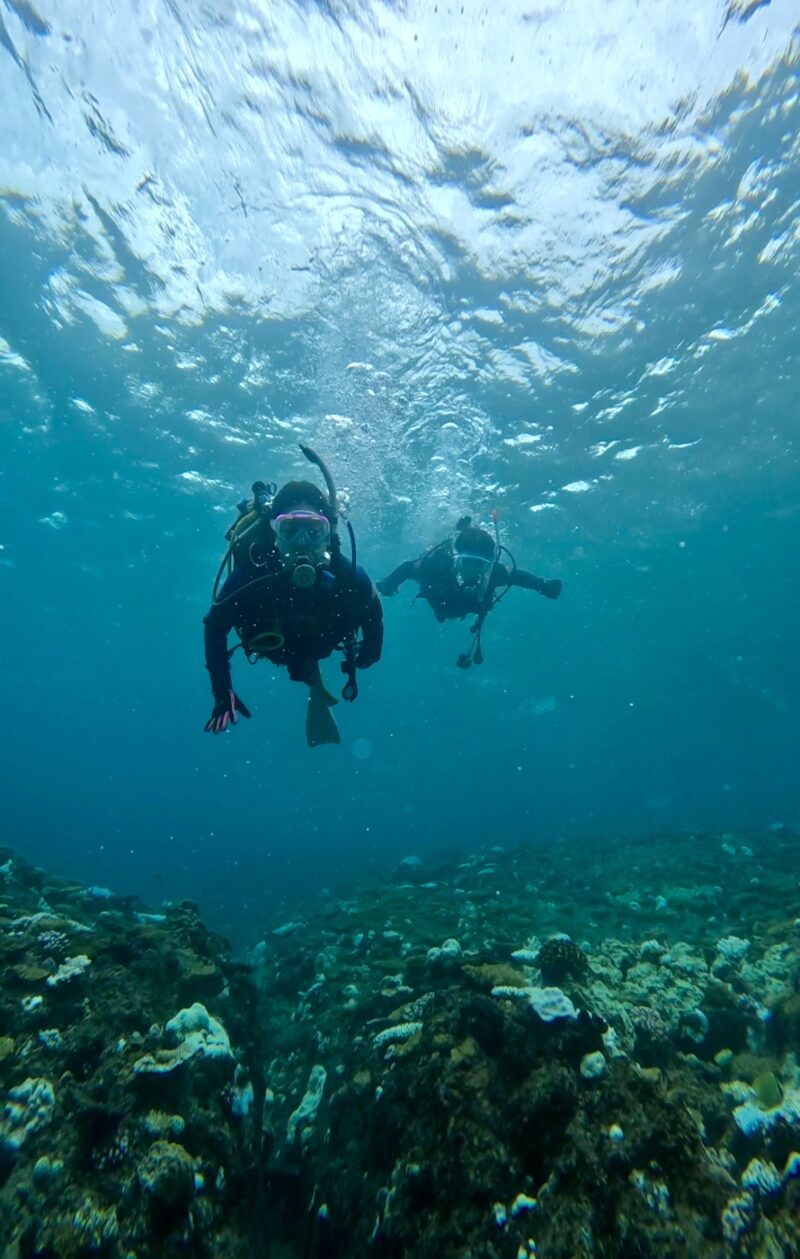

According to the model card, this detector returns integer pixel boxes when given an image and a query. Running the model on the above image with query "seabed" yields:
[1,828,799,1257]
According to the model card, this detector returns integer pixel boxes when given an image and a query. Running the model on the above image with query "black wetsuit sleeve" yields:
[507,567,547,592]
[501,567,562,599]
[203,581,240,701]
[357,576,385,664]
[345,571,382,669]
[378,559,418,595]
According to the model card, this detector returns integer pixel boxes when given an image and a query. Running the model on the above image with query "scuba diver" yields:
[203,445,383,747]
[377,515,561,669]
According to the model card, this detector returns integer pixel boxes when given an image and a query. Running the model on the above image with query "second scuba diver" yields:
[203,445,383,746]
[377,515,561,668]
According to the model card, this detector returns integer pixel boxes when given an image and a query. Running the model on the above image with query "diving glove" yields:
[541,579,562,600]
[205,690,252,734]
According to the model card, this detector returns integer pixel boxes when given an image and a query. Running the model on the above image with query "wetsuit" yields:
[204,552,383,702]
[379,545,560,622]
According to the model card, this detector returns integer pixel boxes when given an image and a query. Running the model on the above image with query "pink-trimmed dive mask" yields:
[272,511,331,548]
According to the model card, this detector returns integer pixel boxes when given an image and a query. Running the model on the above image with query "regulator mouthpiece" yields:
[291,561,318,588]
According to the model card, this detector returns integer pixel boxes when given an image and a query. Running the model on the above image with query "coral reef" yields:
[252,828,800,1257]
[3,826,800,1257]
[0,847,263,1257]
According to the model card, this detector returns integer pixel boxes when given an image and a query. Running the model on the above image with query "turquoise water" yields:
[0,0,798,943]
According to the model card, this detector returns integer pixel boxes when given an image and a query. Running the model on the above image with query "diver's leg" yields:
[288,657,341,746]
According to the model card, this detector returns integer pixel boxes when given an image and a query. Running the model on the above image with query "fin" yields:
[303,659,338,707]
[306,689,341,747]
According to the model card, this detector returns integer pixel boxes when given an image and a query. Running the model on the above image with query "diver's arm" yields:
[202,573,253,731]
[354,575,384,667]
[376,559,418,597]
[203,602,235,699]
[204,569,250,697]
[506,567,562,599]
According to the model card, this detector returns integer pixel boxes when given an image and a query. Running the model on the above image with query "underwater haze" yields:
[1,0,799,942]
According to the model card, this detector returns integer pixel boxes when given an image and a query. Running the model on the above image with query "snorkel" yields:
[299,443,340,527]
[297,441,357,571]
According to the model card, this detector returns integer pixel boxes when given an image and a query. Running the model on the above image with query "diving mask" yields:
[273,511,332,587]
[272,511,331,548]
[454,551,494,589]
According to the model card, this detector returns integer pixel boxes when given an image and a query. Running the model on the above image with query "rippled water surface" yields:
[1,0,798,936]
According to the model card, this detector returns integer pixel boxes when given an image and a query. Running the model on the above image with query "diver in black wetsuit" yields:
[203,451,383,747]
[377,517,560,667]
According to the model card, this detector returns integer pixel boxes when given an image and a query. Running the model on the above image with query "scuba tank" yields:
[211,479,277,604]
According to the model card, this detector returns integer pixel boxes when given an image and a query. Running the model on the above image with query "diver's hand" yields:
[355,644,380,669]
[204,691,252,734]
[376,579,396,597]
[541,579,562,600]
